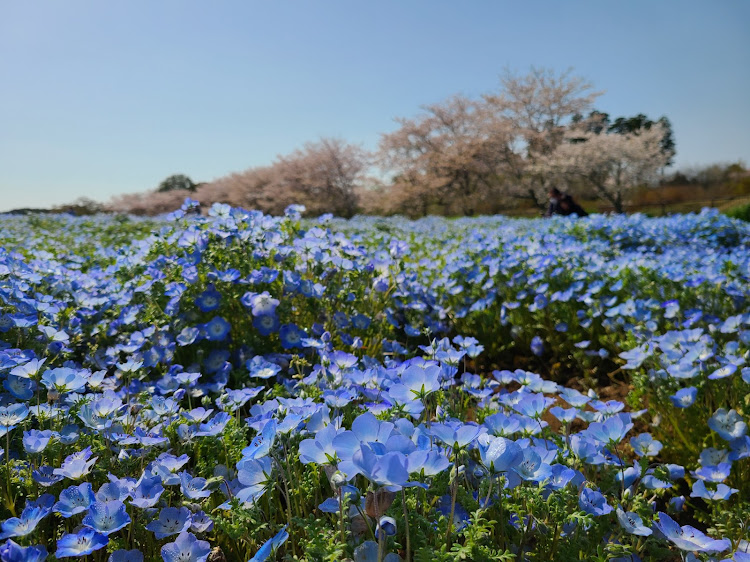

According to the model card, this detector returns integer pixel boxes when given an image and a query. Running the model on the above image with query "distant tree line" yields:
[105,67,742,218]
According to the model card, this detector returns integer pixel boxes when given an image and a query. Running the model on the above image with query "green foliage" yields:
[157,173,196,192]
[725,202,750,222]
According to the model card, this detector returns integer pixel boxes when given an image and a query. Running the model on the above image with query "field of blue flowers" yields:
[0,200,748,561]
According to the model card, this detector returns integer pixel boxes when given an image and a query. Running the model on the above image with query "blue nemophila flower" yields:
[708,409,747,441]
[692,462,732,483]
[299,423,341,465]
[130,474,164,508]
[179,472,211,500]
[700,447,730,466]
[615,464,642,489]
[55,528,109,558]
[117,359,143,373]
[662,300,680,319]
[619,344,651,369]
[578,487,613,516]
[160,532,210,562]
[654,511,731,553]
[146,507,192,539]
[194,412,231,437]
[483,412,521,437]
[512,448,552,482]
[22,429,55,454]
[33,466,64,487]
[195,285,221,312]
[232,457,273,507]
[53,447,98,480]
[4,375,34,400]
[59,424,80,445]
[558,387,590,407]
[630,433,663,457]
[102,475,136,500]
[212,267,241,283]
[218,387,262,412]
[319,494,347,514]
[730,435,750,461]
[248,525,289,562]
[349,444,424,491]
[405,448,450,476]
[434,347,465,367]
[0,403,29,427]
[389,363,442,402]
[81,501,131,535]
[590,399,626,417]
[190,511,213,534]
[9,358,46,379]
[546,464,577,490]
[616,506,652,536]
[430,422,481,449]
[351,313,372,331]
[690,480,738,501]
[279,324,305,349]
[477,436,522,474]
[253,313,280,337]
[0,495,53,539]
[151,454,190,485]
[328,350,359,372]
[40,367,88,393]
[54,483,96,517]
[241,419,278,460]
[177,326,200,346]
[708,364,737,380]
[322,385,356,409]
[332,412,394,461]
[243,291,280,317]
[512,392,554,419]
[0,539,47,562]
[182,408,214,423]
[203,316,231,341]
[530,336,544,357]
[246,356,282,379]
[585,413,633,445]
[669,386,697,408]
[641,469,674,490]
[549,406,577,424]
[669,495,686,512]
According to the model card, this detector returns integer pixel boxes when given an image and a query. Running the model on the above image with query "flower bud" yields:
[378,516,397,537]
[330,471,347,488]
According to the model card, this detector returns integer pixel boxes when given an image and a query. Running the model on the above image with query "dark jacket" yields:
[545,194,588,217]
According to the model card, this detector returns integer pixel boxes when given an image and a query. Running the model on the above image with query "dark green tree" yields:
[157,174,196,193]
[608,113,675,165]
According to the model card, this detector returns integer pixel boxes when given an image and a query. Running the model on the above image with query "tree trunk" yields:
[614,191,624,213]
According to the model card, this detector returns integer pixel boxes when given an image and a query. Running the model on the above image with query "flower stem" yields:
[445,450,459,547]
[402,489,411,562]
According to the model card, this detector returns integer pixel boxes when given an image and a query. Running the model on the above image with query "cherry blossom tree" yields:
[378,95,513,216]
[541,123,673,212]
[194,138,370,217]
[484,67,603,208]
[270,138,369,217]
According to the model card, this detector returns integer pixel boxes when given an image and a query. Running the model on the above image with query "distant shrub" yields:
[157,173,196,192]
[725,202,750,222]
[53,197,104,216]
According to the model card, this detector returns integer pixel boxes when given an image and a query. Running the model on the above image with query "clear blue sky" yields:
[1,0,749,211]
